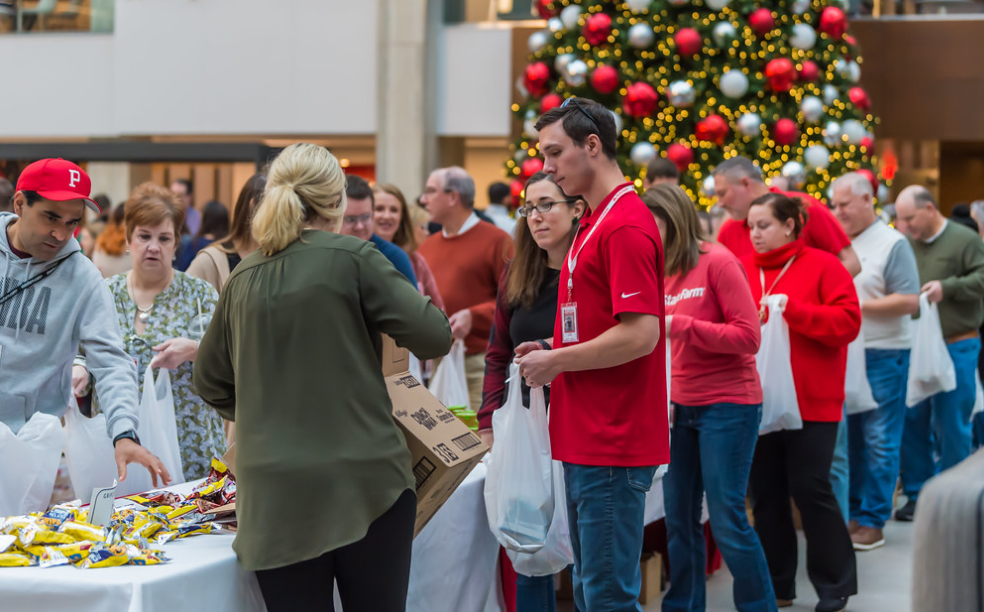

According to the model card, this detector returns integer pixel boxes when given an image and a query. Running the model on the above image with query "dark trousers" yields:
[255,489,416,612]
[748,422,857,601]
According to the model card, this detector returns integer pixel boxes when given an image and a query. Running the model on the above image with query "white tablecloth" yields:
[0,481,265,612]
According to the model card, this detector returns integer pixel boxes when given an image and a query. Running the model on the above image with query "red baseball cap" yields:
[15,158,100,213]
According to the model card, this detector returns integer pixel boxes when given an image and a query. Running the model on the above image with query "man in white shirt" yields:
[832,172,920,550]
[484,182,517,236]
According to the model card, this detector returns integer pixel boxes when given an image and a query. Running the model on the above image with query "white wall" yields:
[0,0,378,138]
[436,23,513,137]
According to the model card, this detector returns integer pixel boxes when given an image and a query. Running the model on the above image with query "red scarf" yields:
[753,239,804,270]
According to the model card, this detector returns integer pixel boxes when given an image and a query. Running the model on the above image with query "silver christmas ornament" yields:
[560,5,582,30]
[524,119,540,141]
[792,0,811,13]
[667,80,696,107]
[781,161,807,189]
[719,70,749,98]
[554,53,574,75]
[628,23,656,49]
[712,22,737,47]
[610,110,624,133]
[548,17,564,33]
[804,144,831,169]
[841,119,866,145]
[823,84,839,105]
[706,0,731,9]
[626,0,653,11]
[630,142,658,166]
[823,121,843,146]
[528,30,549,54]
[565,59,589,87]
[800,95,825,123]
[702,175,716,197]
[737,112,762,137]
[790,23,817,50]
[514,149,528,163]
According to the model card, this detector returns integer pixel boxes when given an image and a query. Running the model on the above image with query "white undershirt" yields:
[924,219,948,244]
[443,212,480,238]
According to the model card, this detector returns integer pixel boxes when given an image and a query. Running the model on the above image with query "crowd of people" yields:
[2,95,984,612]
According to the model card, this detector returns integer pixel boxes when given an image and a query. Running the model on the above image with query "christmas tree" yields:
[506,0,882,208]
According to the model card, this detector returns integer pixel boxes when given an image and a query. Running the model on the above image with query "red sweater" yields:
[718,190,850,260]
[418,221,514,354]
[666,243,762,406]
[741,241,861,422]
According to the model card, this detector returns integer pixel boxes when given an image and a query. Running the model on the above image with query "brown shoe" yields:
[851,526,885,551]
[777,599,794,608]
[848,519,860,535]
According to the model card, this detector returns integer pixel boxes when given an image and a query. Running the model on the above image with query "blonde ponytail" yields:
[251,143,348,256]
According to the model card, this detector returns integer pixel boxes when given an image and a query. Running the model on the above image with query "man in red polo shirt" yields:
[516,97,666,612]
[712,156,861,276]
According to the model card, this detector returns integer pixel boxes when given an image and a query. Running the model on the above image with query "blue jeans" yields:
[516,573,556,612]
[830,406,850,524]
[848,349,909,529]
[901,337,980,500]
[662,403,776,612]
[564,463,657,612]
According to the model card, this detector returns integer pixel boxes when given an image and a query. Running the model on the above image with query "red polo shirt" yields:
[717,189,850,260]
[550,183,669,466]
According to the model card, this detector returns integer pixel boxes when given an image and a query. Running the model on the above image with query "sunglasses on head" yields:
[562,97,601,132]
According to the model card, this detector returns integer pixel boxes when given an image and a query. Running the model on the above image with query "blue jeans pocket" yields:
[625,466,658,492]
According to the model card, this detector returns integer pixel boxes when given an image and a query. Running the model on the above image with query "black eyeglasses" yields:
[518,200,568,218]
[562,97,601,131]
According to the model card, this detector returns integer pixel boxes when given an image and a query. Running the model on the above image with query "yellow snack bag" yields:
[0,552,35,567]
[59,521,107,543]
[77,544,129,569]
[18,524,75,547]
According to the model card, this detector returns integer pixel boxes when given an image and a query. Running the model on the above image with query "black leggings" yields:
[255,489,417,612]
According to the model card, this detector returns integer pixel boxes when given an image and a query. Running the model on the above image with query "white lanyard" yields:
[565,185,635,300]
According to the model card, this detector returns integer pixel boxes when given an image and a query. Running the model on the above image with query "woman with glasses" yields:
[642,184,775,612]
[479,171,584,612]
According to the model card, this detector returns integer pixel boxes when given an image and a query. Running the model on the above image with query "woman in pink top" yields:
[373,183,445,310]
[642,184,776,612]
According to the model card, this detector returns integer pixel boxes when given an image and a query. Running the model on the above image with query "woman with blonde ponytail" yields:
[194,143,452,612]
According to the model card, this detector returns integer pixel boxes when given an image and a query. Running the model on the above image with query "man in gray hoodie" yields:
[1,158,169,488]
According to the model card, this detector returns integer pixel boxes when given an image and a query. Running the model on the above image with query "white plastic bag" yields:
[0,413,65,515]
[485,363,554,553]
[65,366,185,499]
[972,371,983,420]
[430,340,471,410]
[756,295,803,435]
[906,293,957,408]
[504,387,574,576]
[845,330,878,415]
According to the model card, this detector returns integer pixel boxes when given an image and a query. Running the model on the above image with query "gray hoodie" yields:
[0,212,137,438]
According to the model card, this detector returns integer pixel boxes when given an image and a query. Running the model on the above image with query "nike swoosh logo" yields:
[621,291,641,299]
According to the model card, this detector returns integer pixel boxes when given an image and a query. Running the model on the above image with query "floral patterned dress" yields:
[93,271,226,479]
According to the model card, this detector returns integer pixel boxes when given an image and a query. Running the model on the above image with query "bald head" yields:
[895,185,942,241]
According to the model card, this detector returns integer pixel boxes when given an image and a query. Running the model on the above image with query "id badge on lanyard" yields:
[561,185,635,345]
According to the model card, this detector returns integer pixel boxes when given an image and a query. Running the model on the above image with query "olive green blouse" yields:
[193,230,452,571]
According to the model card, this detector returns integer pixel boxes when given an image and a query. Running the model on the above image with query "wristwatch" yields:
[112,430,140,447]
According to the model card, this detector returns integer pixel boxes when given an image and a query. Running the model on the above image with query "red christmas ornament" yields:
[523,62,551,98]
[773,118,799,146]
[860,136,874,151]
[535,0,556,19]
[583,12,613,46]
[765,58,796,92]
[857,168,879,193]
[844,34,857,46]
[748,9,775,37]
[590,65,620,95]
[675,28,702,56]
[622,82,659,117]
[799,60,820,82]
[510,179,525,208]
[696,115,729,146]
[819,7,848,40]
[540,93,563,114]
[666,144,694,172]
[848,87,871,112]
[520,157,545,179]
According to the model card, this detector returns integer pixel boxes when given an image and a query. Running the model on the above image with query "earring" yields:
[125,249,129,254]
[785,232,791,237]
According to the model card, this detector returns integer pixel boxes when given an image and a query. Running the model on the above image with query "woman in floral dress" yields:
[76,182,225,479]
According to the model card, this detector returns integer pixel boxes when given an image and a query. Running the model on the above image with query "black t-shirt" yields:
[509,267,560,408]
[226,252,242,273]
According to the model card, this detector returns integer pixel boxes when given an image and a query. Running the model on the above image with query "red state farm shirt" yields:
[665,242,762,407]
[717,189,850,260]
[550,183,669,467]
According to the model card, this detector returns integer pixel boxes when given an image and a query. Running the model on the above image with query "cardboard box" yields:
[382,336,487,537]
[639,552,663,605]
